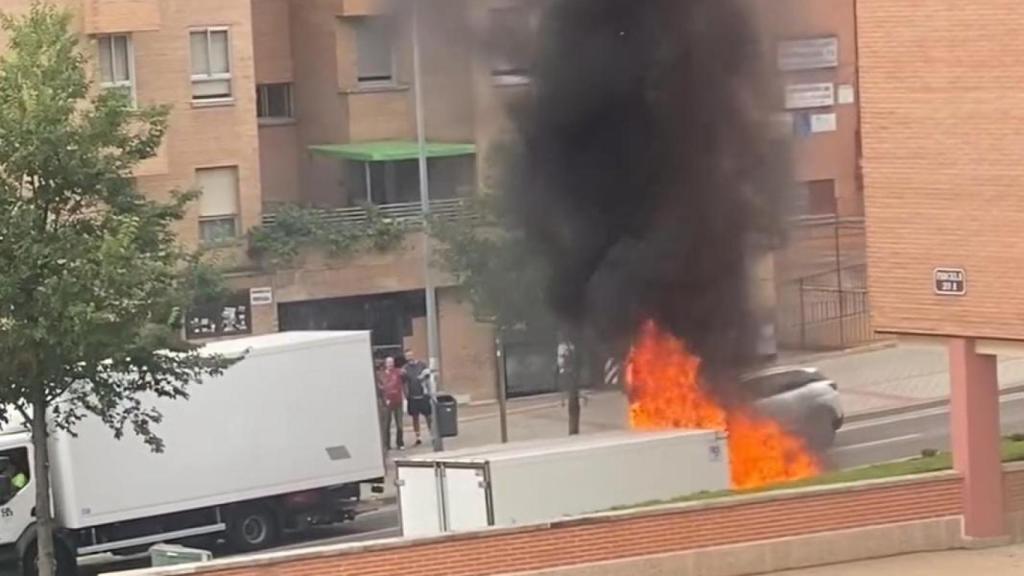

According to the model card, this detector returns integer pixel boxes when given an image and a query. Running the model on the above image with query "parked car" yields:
[740,366,843,449]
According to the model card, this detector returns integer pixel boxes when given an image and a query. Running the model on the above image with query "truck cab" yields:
[0,431,57,573]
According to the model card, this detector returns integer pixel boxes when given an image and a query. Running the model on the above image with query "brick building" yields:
[754,0,870,351]
[0,0,544,402]
[857,0,1023,541]
[0,0,867,400]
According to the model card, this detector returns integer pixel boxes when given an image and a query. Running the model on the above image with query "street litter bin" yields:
[435,394,458,438]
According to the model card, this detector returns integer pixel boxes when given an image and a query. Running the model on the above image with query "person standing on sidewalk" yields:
[403,349,432,446]
[381,356,405,451]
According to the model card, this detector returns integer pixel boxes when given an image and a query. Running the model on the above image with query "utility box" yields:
[150,544,213,567]
[395,430,729,538]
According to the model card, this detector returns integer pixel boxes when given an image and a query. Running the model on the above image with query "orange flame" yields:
[626,321,820,490]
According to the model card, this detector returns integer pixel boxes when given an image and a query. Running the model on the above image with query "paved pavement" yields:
[372,341,1024,498]
[394,341,1024,457]
[774,544,1024,575]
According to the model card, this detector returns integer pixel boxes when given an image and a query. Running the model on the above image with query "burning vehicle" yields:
[498,0,824,490]
[739,365,844,451]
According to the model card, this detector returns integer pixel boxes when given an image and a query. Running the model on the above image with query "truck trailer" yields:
[0,331,385,574]
[396,430,730,538]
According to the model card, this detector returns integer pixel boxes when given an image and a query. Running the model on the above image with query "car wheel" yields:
[227,505,279,552]
[805,409,837,451]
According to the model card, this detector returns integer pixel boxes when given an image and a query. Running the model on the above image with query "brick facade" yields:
[858,1,1024,339]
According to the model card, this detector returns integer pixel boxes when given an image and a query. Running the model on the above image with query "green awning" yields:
[309,141,476,162]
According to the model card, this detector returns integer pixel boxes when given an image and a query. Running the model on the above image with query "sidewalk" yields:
[774,544,1024,575]
[365,342,1024,501]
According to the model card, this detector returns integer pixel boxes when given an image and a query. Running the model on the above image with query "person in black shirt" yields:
[402,349,433,446]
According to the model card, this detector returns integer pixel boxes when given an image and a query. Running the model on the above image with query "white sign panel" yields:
[837,84,857,105]
[778,37,839,71]
[810,113,837,134]
[249,287,274,306]
[785,83,835,110]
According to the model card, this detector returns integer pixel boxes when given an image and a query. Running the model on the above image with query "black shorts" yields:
[407,397,432,417]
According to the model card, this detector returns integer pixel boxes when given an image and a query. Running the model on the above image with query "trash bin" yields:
[435,394,458,438]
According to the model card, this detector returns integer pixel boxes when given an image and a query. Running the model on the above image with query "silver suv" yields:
[740,366,843,450]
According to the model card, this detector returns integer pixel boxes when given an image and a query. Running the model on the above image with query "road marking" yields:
[832,433,923,452]
[842,391,1024,431]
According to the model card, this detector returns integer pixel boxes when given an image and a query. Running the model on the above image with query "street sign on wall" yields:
[934,268,966,296]
[185,292,253,340]
[778,37,839,71]
[785,83,835,110]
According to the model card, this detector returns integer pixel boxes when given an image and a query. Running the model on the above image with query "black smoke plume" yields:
[503,0,790,395]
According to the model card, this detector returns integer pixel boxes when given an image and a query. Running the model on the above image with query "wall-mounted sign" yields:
[837,84,857,105]
[794,112,837,137]
[785,83,835,110]
[934,268,966,296]
[810,112,838,133]
[186,292,253,340]
[250,287,274,306]
[778,37,839,72]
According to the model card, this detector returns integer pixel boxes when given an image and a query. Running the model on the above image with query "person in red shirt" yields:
[379,356,405,450]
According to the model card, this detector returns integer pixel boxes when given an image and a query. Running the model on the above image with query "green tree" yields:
[430,193,550,334]
[430,173,592,435]
[0,5,233,574]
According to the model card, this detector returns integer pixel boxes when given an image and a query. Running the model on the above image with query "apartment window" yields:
[348,157,475,206]
[490,7,531,83]
[197,167,240,243]
[256,83,293,120]
[97,34,134,100]
[355,17,395,85]
[793,179,837,216]
[190,28,232,101]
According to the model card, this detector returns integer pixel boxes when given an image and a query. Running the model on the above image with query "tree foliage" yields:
[0,4,234,573]
[430,193,553,334]
[247,203,408,268]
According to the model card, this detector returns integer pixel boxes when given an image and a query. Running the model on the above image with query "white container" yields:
[396,430,729,537]
[48,331,385,529]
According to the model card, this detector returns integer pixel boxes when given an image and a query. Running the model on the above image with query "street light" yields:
[411,0,444,452]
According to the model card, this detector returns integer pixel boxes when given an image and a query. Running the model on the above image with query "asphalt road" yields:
[80,506,401,575]
[830,390,1024,469]
[83,393,1024,574]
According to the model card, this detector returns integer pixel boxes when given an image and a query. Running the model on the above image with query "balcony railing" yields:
[260,198,475,228]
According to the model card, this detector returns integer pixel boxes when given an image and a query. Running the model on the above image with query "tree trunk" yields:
[31,393,56,576]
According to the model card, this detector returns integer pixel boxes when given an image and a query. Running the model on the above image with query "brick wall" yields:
[165,474,962,576]
[1004,464,1024,513]
[858,2,1024,339]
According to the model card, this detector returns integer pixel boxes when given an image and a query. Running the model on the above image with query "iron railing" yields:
[260,198,474,228]
[777,264,876,350]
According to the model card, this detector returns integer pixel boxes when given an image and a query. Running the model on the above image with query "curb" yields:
[844,382,1024,424]
[400,391,620,434]
[777,340,899,366]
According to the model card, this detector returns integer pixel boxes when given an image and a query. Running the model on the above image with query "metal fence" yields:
[776,216,867,283]
[260,198,474,228]
[777,264,876,350]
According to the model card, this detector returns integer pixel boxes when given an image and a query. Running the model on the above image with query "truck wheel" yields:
[227,505,279,552]
[22,539,77,576]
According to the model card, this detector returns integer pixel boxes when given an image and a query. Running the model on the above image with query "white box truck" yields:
[0,331,385,574]
[395,430,729,538]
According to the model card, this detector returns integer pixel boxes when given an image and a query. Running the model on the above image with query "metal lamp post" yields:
[411,0,444,452]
